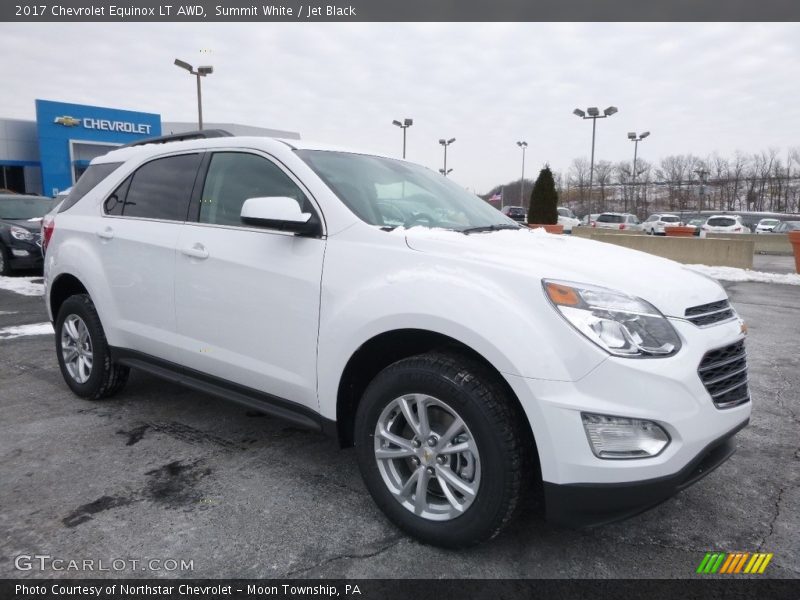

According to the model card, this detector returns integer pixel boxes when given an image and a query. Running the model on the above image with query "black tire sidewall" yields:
[0,244,11,276]
[55,296,109,398]
[355,358,516,547]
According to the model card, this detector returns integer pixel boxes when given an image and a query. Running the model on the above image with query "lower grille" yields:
[685,299,735,327]
[698,340,750,409]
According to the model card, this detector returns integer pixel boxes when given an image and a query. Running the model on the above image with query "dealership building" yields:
[0,99,300,196]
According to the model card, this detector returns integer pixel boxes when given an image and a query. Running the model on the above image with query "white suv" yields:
[43,134,751,547]
[642,213,681,235]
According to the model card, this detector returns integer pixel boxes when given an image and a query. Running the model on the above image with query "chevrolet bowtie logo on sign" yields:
[696,552,773,574]
[53,116,81,127]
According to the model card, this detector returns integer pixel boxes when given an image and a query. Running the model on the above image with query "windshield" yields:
[297,150,519,231]
[557,207,575,218]
[0,196,57,220]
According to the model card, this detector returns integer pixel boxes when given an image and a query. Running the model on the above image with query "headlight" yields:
[543,279,681,357]
[10,226,34,241]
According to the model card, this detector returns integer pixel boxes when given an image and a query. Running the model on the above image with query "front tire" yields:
[55,294,129,400]
[0,244,11,276]
[354,352,528,548]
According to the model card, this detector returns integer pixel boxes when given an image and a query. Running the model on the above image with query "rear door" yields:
[99,152,202,360]
[173,150,325,411]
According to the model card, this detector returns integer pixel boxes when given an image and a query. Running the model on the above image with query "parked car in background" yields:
[701,215,749,234]
[501,205,526,222]
[593,212,642,231]
[754,218,781,234]
[686,218,706,236]
[642,213,681,235]
[578,213,600,227]
[557,207,580,233]
[771,221,800,234]
[0,194,57,275]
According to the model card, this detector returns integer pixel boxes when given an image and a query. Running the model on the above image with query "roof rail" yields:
[120,129,233,149]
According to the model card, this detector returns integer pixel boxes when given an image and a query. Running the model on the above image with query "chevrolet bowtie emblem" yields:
[53,116,81,127]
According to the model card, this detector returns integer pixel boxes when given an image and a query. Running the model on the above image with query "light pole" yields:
[516,141,527,206]
[174,59,213,130]
[573,106,618,214]
[438,137,455,176]
[627,131,650,213]
[392,118,413,158]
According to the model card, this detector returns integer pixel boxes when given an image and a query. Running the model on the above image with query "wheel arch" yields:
[49,273,89,322]
[335,328,538,468]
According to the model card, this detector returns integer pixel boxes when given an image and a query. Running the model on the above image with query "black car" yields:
[501,205,527,222]
[0,194,57,275]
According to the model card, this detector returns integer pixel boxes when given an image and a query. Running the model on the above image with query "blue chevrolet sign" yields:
[36,99,161,195]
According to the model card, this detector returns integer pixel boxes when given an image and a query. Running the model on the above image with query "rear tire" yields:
[354,351,528,548]
[55,294,129,400]
[0,244,11,276]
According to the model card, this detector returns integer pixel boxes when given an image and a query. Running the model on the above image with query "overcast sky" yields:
[2,22,799,193]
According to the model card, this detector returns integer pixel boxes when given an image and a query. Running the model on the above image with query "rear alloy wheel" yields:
[55,294,129,400]
[355,352,528,548]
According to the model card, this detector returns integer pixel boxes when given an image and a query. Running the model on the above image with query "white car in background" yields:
[557,207,581,233]
[642,213,681,235]
[702,215,749,234]
[754,218,781,234]
[592,212,643,231]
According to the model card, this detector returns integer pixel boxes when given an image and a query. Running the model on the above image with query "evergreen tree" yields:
[528,166,559,224]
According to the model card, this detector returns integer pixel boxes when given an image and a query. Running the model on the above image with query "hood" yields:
[402,227,727,317]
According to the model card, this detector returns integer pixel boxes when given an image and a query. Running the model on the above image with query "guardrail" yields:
[705,233,792,255]
[571,230,754,268]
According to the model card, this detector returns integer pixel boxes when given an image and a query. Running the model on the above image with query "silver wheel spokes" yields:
[61,315,93,384]
[374,393,481,521]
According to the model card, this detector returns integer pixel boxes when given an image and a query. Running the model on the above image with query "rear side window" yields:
[107,154,201,221]
[58,162,123,213]
[198,152,308,227]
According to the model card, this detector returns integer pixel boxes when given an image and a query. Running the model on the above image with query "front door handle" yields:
[96,227,114,240]
[181,243,209,260]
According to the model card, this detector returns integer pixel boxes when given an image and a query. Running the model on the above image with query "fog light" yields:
[581,413,669,459]
[11,249,30,257]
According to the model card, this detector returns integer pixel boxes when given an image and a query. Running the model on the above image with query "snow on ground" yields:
[0,276,44,296]
[686,264,800,286]
[0,322,53,340]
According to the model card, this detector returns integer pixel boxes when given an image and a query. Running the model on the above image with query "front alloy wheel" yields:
[374,393,480,521]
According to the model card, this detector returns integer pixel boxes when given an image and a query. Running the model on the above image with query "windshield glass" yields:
[0,195,57,220]
[296,150,519,231]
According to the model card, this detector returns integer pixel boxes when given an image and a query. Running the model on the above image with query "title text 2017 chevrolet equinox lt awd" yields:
[43,133,751,547]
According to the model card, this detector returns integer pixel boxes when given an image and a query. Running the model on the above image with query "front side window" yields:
[297,150,518,231]
[109,154,201,221]
[199,152,309,227]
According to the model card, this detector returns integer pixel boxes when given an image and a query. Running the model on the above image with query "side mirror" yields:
[240,196,322,236]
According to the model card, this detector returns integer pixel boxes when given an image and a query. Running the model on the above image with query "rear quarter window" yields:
[58,162,123,212]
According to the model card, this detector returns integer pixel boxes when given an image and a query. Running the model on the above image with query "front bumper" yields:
[8,241,43,270]
[543,419,747,527]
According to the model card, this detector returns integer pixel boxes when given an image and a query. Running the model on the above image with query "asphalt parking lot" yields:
[0,273,798,579]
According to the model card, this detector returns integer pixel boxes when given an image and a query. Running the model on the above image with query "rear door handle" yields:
[181,243,209,260]
[96,227,114,240]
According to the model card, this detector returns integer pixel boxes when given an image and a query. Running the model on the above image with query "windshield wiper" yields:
[460,224,521,234]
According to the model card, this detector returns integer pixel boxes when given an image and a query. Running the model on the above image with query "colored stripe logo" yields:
[696,552,773,574]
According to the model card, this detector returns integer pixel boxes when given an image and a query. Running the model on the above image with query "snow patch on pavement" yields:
[0,276,45,296]
[686,264,800,286]
[0,322,53,340]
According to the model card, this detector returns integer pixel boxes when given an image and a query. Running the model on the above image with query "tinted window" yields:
[199,152,308,227]
[123,154,201,221]
[103,176,131,216]
[0,195,56,219]
[598,214,624,223]
[58,162,123,212]
[707,217,736,227]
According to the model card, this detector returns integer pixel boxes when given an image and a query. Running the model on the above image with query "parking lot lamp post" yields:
[573,106,618,214]
[392,118,414,159]
[174,59,213,130]
[439,138,455,176]
[516,141,528,206]
[627,131,650,213]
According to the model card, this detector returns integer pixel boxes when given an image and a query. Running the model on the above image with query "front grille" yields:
[685,299,735,327]
[698,340,750,409]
